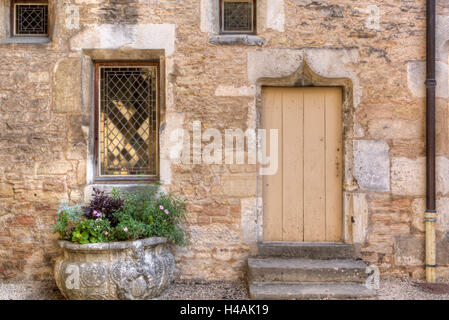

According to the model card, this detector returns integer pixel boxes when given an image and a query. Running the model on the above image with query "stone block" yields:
[437,232,449,266]
[215,85,255,97]
[395,234,424,266]
[43,178,65,192]
[0,183,13,198]
[266,0,285,32]
[411,198,425,232]
[407,61,448,98]
[15,216,35,226]
[437,156,449,196]
[189,225,240,248]
[221,174,257,197]
[391,157,425,196]
[247,49,304,84]
[240,197,261,244]
[368,119,423,140]
[351,193,369,245]
[437,198,449,232]
[0,2,6,39]
[37,161,73,175]
[70,24,176,56]
[203,205,229,216]
[209,35,266,46]
[353,140,390,192]
[53,58,81,113]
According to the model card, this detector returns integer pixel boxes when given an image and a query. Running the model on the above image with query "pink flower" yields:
[93,210,99,216]
[159,205,164,210]
[104,231,108,236]
[164,209,169,215]
[123,227,128,232]
[58,211,63,215]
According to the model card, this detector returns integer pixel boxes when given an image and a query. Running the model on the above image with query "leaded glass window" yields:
[221,0,255,34]
[13,2,49,36]
[96,64,159,180]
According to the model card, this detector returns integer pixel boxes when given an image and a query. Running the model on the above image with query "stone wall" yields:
[0,0,449,281]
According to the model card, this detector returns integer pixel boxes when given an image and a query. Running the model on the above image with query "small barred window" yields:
[220,0,255,34]
[13,2,49,36]
[95,63,159,181]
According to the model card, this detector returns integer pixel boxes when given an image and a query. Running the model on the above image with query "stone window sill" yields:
[209,35,266,46]
[0,37,50,44]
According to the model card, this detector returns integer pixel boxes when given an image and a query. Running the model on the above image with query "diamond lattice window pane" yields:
[222,1,254,33]
[99,66,158,177]
[15,4,48,36]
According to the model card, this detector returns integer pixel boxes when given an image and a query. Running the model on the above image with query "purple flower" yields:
[93,210,99,216]
[164,209,169,215]
[159,205,164,210]
[123,227,128,232]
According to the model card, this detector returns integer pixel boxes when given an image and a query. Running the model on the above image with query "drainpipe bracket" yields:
[424,211,436,222]
[425,79,437,88]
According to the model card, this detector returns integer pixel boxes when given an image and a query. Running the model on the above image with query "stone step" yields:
[249,282,376,300]
[257,242,355,259]
[248,258,368,283]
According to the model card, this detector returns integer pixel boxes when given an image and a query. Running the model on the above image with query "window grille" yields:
[97,65,158,179]
[14,3,49,36]
[221,0,255,34]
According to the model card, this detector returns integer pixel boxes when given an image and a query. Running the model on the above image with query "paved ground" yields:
[0,280,64,300]
[1,278,449,300]
[159,280,249,300]
[377,277,449,300]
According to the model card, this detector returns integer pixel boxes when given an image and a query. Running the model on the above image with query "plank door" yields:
[262,87,343,242]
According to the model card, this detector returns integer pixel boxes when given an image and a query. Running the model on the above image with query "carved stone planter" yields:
[54,237,175,300]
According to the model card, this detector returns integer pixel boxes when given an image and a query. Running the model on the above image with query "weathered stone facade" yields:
[1,0,449,282]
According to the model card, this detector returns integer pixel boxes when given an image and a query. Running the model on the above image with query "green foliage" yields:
[112,186,188,246]
[53,203,84,240]
[71,218,111,244]
[112,214,148,241]
[53,185,188,246]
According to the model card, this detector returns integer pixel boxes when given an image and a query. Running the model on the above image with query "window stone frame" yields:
[0,0,52,44]
[93,61,161,183]
[219,0,256,35]
[11,0,49,37]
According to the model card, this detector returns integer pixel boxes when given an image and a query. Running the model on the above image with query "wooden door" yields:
[262,87,343,242]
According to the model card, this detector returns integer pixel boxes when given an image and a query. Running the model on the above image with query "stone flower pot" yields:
[54,237,175,300]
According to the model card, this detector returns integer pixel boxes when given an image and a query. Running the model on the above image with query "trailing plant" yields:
[54,186,188,246]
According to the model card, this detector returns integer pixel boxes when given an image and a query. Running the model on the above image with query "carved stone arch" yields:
[255,59,355,137]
